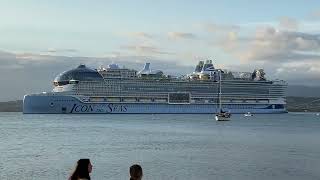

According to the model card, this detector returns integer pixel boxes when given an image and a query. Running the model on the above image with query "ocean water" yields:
[0,113,320,180]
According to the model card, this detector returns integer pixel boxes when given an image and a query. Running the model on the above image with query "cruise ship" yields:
[23,60,287,114]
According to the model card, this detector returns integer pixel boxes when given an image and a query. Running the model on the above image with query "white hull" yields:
[215,115,230,121]
[23,95,287,114]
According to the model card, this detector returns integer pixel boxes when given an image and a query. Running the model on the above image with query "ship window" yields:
[57,81,69,86]
[168,93,190,104]
[275,104,284,109]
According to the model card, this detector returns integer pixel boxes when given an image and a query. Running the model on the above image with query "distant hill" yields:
[1,97,320,112]
[0,100,22,112]
[286,96,320,112]
[286,85,320,97]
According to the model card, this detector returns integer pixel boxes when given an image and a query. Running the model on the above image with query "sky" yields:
[1,0,320,101]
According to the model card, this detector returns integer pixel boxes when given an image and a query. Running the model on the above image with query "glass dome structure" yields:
[53,64,103,86]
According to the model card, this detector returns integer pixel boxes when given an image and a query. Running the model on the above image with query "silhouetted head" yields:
[130,164,143,180]
[69,159,92,180]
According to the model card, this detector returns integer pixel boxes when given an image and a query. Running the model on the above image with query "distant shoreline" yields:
[1,97,320,112]
[0,100,23,112]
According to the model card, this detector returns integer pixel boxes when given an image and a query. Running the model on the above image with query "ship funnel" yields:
[195,61,204,72]
[144,63,150,71]
[138,62,151,75]
[202,60,215,71]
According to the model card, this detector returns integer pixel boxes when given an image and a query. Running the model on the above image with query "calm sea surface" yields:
[0,112,320,180]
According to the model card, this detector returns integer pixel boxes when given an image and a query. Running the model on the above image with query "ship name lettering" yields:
[70,104,94,113]
[107,104,128,112]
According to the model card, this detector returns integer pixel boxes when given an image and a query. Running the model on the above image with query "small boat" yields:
[215,69,231,121]
[316,113,320,116]
[215,111,231,121]
[244,112,253,117]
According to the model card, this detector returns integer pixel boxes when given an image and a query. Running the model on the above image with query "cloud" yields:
[243,27,320,61]
[122,32,153,39]
[216,26,320,62]
[121,44,175,55]
[269,62,320,85]
[209,25,320,85]
[278,17,299,30]
[46,48,78,53]
[224,60,320,86]
[204,23,240,33]
[217,31,241,52]
[310,10,320,19]
[274,60,320,84]
[167,32,196,40]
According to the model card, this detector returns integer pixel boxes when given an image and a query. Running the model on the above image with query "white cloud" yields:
[218,31,240,52]
[121,32,153,39]
[167,32,196,40]
[209,24,320,85]
[216,26,320,62]
[309,10,320,19]
[121,44,175,55]
[278,17,299,30]
[46,48,78,53]
[204,23,240,33]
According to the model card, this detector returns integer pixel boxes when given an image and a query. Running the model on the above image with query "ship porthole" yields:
[50,102,54,107]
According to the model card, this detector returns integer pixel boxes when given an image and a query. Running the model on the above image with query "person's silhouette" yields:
[129,164,143,180]
[69,159,93,180]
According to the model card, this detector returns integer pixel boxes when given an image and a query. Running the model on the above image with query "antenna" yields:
[219,69,222,111]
